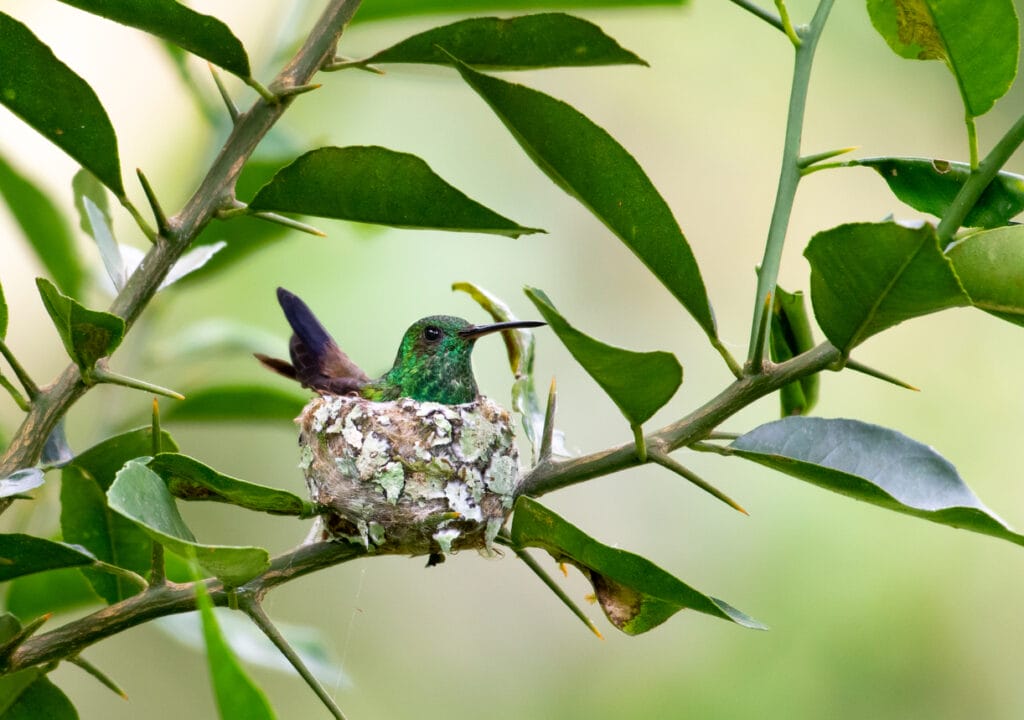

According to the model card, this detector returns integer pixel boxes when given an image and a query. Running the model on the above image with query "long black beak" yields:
[459,320,545,340]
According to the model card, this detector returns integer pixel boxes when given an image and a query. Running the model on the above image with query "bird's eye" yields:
[423,326,443,343]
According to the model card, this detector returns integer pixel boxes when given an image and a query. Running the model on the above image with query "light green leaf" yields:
[0,12,123,195]
[526,287,681,426]
[0,469,44,498]
[0,152,85,299]
[71,168,111,236]
[511,497,765,634]
[731,417,1024,546]
[0,669,78,719]
[364,13,646,69]
[61,427,177,603]
[858,157,1024,229]
[164,385,308,423]
[193,579,276,720]
[148,453,316,517]
[56,0,250,78]
[947,225,1024,326]
[108,461,270,586]
[355,0,685,22]
[804,221,969,353]
[769,287,819,416]
[866,0,1018,116]
[36,278,125,373]
[83,196,125,291]
[452,59,715,338]
[249,146,542,238]
[0,534,95,582]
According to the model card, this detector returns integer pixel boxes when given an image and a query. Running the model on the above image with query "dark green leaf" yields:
[858,157,1024,229]
[511,497,765,634]
[526,287,681,426]
[0,534,94,582]
[56,0,250,78]
[947,225,1024,326]
[249,146,541,238]
[0,670,78,720]
[364,13,646,69]
[0,469,44,498]
[0,153,85,299]
[804,221,969,353]
[164,384,308,423]
[108,461,270,586]
[355,0,685,22]
[731,417,1024,546]
[72,168,111,236]
[193,578,276,720]
[452,59,715,337]
[0,12,123,195]
[866,0,1018,116]
[148,453,316,517]
[36,278,125,373]
[769,287,818,416]
[5,567,100,620]
[61,427,177,603]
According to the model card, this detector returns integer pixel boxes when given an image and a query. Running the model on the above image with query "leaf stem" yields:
[746,0,835,369]
[774,0,802,47]
[0,338,39,399]
[966,112,979,170]
[0,373,29,412]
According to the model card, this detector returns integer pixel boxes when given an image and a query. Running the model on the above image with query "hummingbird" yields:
[256,287,545,405]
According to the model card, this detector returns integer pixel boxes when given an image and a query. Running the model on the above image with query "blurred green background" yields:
[2,0,1024,718]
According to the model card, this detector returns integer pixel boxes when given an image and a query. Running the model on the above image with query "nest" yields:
[298,394,520,561]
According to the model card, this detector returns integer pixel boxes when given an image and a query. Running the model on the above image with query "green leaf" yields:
[36,278,125,373]
[355,0,686,22]
[5,567,100,621]
[451,59,715,338]
[804,221,969,353]
[61,427,177,603]
[0,534,95,582]
[858,157,1024,229]
[82,196,126,291]
[72,168,111,236]
[0,670,78,720]
[0,152,85,299]
[525,287,681,426]
[56,0,250,78]
[108,461,270,586]
[866,0,1018,116]
[769,287,819,416]
[249,146,542,238]
[193,577,276,720]
[164,384,308,423]
[0,469,44,498]
[363,13,646,69]
[0,12,123,195]
[511,497,765,634]
[0,278,6,339]
[947,225,1024,326]
[731,417,1024,546]
[148,453,316,517]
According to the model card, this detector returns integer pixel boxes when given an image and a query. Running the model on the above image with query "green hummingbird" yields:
[256,287,544,404]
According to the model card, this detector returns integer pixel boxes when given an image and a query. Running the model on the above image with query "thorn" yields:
[650,450,748,515]
[136,169,170,236]
[91,367,185,401]
[208,63,239,122]
[322,56,386,75]
[797,146,858,169]
[539,377,557,461]
[846,358,919,391]
[250,210,327,237]
[276,83,322,99]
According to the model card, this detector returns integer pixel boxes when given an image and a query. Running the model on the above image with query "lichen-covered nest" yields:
[298,394,519,560]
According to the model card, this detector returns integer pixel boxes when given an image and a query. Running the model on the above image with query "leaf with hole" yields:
[452,59,715,338]
[148,453,316,517]
[804,221,969,353]
[0,12,123,194]
[108,461,270,586]
[731,417,1024,546]
[36,278,125,373]
[0,152,85,299]
[866,0,1018,116]
[56,0,250,78]
[363,13,646,69]
[947,225,1024,327]
[511,497,765,634]
[526,287,681,426]
[249,146,541,238]
[857,157,1024,230]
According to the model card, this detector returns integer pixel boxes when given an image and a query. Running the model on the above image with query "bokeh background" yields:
[2,1,1024,718]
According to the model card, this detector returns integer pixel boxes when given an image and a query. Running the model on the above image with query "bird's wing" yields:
[270,287,371,394]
